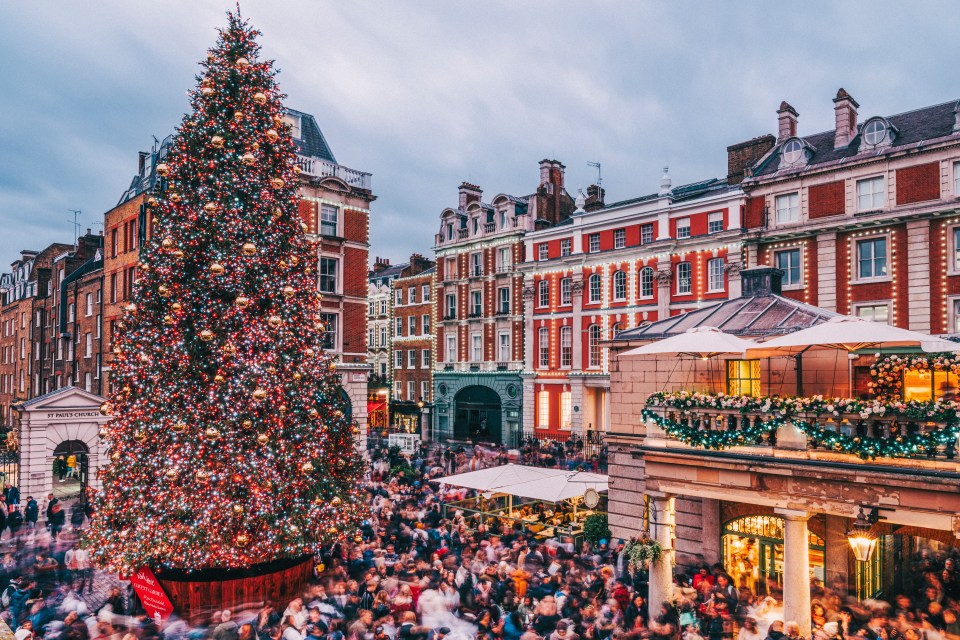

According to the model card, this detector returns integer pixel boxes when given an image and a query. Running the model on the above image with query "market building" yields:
[390,255,435,437]
[432,161,575,446]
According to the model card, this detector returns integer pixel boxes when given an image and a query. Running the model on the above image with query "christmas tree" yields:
[84,12,367,573]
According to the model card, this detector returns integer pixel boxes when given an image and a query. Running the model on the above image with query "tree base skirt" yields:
[155,555,313,624]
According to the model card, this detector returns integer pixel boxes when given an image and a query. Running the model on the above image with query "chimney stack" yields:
[833,88,859,149]
[584,184,605,212]
[458,182,482,209]
[726,135,776,185]
[777,102,799,143]
[538,159,566,192]
[372,257,391,274]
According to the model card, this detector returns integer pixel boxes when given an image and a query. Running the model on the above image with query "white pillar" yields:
[648,494,675,619]
[778,509,812,637]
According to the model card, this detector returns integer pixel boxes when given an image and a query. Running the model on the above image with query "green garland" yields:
[644,391,960,460]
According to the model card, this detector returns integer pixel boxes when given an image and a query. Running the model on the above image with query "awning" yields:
[433,463,608,503]
[749,316,960,355]
[621,326,758,359]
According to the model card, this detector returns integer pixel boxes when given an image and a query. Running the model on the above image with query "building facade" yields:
[518,168,752,442]
[390,256,435,436]
[368,258,407,386]
[432,161,575,445]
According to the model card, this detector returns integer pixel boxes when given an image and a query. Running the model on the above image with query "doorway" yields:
[51,440,89,503]
[453,385,502,444]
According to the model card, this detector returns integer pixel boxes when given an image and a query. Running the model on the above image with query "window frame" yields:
[588,273,602,303]
[318,257,339,294]
[559,326,572,369]
[471,252,483,277]
[588,233,600,253]
[498,286,510,314]
[588,324,602,368]
[408,349,417,369]
[498,331,511,362]
[560,391,572,430]
[614,228,626,249]
[470,332,482,362]
[856,176,885,212]
[948,296,960,334]
[445,293,457,319]
[408,315,416,335]
[613,270,627,301]
[537,390,550,429]
[726,359,761,397]
[560,278,572,305]
[445,334,457,363]
[854,301,893,325]
[319,313,338,351]
[470,290,482,316]
[954,161,960,197]
[422,314,430,335]
[538,243,549,261]
[560,238,572,257]
[639,266,654,299]
[538,280,550,308]
[538,327,550,368]
[708,211,724,234]
[320,204,339,236]
[675,217,691,239]
[775,192,800,224]
[854,235,890,282]
[640,223,654,245]
[676,262,692,295]
[707,257,725,293]
[862,119,888,147]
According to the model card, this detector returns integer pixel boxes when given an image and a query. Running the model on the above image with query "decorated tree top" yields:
[84,12,366,572]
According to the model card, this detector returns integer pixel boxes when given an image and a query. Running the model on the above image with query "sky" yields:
[1,1,959,266]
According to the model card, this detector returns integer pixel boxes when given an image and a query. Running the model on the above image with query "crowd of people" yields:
[0,442,957,640]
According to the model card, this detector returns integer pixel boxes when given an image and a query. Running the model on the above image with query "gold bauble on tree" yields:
[223,342,237,356]
[257,433,269,445]
[170,192,181,203]
[268,315,282,328]
[210,262,225,275]
[292,372,302,381]
[252,388,267,402]
[171,302,182,312]
[233,504,244,516]
[235,533,250,548]
[235,296,251,309]
[279,404,288,414]
[234,111,244,121]
[270,177,285,189]
[201,86,214,96]
[305,348,315,358]
[308,407,318,418]
[278,260,288,270]
[253,92,267,104]
[156,163,169,177]
[211,135,225,148]
[300,222,308,233]
[241,242,257,256]
[282,285,295,298]
[241,153,255,166]
[99,402,113,416]
[161,236,174,249]
[204,202,218,212]
[200,329,215,342]
[147,197,158,207]
[171,422,187,433]
[242,419,253,429]
[236,57,250,68]
[204,427,220,442]
[165,468,178,480]
[214,374,225,384]
[266,129,279,142]
[163,315,175,325]
[157,285,170,297]
[196,469,210,480]
[173,249,185,259]
[301,461,315,473]
[271,207,282,219]
[290,256,300,266]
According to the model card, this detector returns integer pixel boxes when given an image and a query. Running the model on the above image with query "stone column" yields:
[905,220,931,332]
[522,283,535,368]
[569,376,584,436]
[655,262,672,320]
[816,233,838,312]
[725,258,744,299]
[648,494,676,620]
[777,509,812,636]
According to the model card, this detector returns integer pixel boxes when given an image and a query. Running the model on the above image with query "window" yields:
[538,243,549,261]
[560,391,572,430]
[84,372,92,392]
[380,300,387,315]
[395,317,403,336]
[320,204,338,236]
[497,246,511,272]
[538,327,549,367]
[611,322,623,338]
[863,119,887,146]
[613,271,627,301]
[409,287,417,304]
[471,333,482,362]
[445,294,456,319]
[560,326,572,368]
[588,325,601,368]
[639,267,654,298]
[446,334,456,362]
[369,328,375,347]
[422,314,430,335]
[538,280,549,307]
[394,380,402,398]
[380,326,386,345]
[727,360,761,397]
[421,381,430,401]
[954,228,960,272]
[498,332,510,362]
[85,293,93,316]
[857,176,884,211]
[588,233,600,253]
[68,303,75,323]
[445,257,456,280]
[676,218,690,239]
[407,381,415,402]
[614,229,626,249]
[283,114,302,139]
[560,238,572,257]
[776,193,799,223]
[408,349,416,368]
[903,366,959,402]
[560,278,572,305]
[408,316,416,335]
[471,291,482,316]
[708,258,725,292]
[471,252,483,276]
[319,258,338,293]
[422,349,431,368]
[499,211,507,228]
[85,333,92,358]
[955,161,960,196]
[110,228,118,258]
[395,289,403,305]
[538,391,550,429]
[498,287,510,314]
[855,303,891,324]
[676,262,692,294]
[857,237,888,280]
[588,273,601,303]
[708,212,724,234]
[775,248,802,286]
[781,138,804,164]
[472,218,479,234]
[319,313,337,350]
[446,223,454,241]
[641,223,654,245]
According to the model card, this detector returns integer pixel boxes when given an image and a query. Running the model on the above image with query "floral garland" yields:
[643,391,960,460]
[869,353,960,401]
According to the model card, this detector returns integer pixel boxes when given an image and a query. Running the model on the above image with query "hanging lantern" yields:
[847,507,879,563]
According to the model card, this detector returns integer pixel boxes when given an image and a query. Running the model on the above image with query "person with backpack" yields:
[24,496,38,531]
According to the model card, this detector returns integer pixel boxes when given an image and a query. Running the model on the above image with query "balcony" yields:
[468,312,483,319]
[484,222,496,233]
[296,155,371,190]
[442,314,458,321]
[642,393,960,463]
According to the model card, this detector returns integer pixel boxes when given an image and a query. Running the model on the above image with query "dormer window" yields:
[283,114,302,140]
[781,138,804,165]
[862,118,890,147]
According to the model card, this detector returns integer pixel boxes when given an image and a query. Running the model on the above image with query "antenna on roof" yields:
[587,161,602,189]
[67,210,82,245]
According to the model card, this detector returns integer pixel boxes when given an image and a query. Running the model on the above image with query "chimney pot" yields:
[832,88,860,149]
[777,102,799,143]
[458,182,482,209]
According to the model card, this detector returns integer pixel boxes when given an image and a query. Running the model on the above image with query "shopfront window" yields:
[722,515,825,598]
[727,360,760,397]
[902,369,960,402]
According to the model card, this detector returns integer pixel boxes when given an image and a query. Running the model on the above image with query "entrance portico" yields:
[13,386,108,502]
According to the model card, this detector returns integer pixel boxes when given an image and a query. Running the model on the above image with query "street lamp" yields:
[378,389,389,437]
[417,398,425,437]
[847,506,879,563]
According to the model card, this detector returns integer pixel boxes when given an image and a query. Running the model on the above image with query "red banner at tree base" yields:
[128,566,175,620]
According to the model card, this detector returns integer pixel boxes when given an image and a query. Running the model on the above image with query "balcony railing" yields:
[643,394,960,461]
[297,155,372,190]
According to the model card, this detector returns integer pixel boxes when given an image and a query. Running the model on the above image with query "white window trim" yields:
[707,211,724,234]
[675,217,691,239]
[851,233,893,284]
[588,234,600,253]
[676,262,692,295]
[612,271,627,301]
[707,258,725,293]
[638,267,655,300]
[948,295,960,335]
[954,161,960,197]
[853,300,893,325]
[537,280,549,308]
[498,331,511,362]
[614,229,626,249]
[773,245,805,291]
[855,175,886,213]
[950,225,960,277]
[774,192,801,226]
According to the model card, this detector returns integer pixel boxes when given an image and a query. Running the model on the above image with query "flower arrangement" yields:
[623,533,664,571]
[869,352,960,401]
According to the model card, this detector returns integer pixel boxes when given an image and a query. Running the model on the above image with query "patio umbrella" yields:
[750,316,959,354]
[621,326,759,359]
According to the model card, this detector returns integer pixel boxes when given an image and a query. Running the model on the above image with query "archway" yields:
[335,386,353,424]
[453,385,502,444]
[52,440,89,503]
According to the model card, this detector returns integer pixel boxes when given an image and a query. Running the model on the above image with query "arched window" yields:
[611,322,623,339]
[613,271,627,301]
[588,324,602,368]
[538,280,549,307]
[538,327,549,368]
[862,119,890,147]
[639,267,654,298]
[588,273,602,303]
[781,138,804,164]
[560,326,572,367]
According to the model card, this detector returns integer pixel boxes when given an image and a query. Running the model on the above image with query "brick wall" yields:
[808,180,845,219]
[744,196,766,229]
[343,208,367,244]
[896,162,940,206]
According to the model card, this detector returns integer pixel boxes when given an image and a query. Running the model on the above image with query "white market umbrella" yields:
[750,316,960,355]
[433,463,608,503]
[621,326,759,359]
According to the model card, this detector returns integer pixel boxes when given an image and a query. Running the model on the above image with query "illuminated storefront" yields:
[722,515,825,597]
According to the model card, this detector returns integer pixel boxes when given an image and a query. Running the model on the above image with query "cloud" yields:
[0,0,958,264]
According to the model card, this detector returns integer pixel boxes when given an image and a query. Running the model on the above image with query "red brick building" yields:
[389,255,435,435]
[740,90,960,339]
[432,160,575,445]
